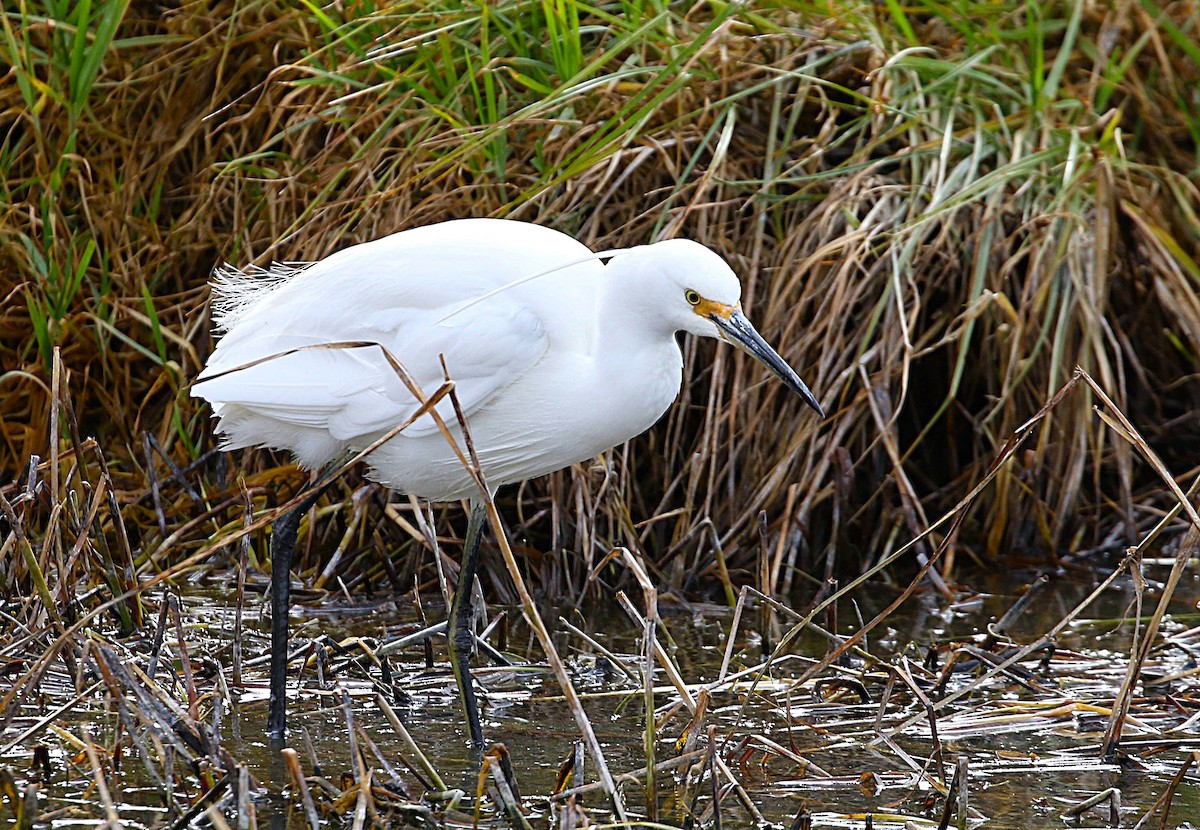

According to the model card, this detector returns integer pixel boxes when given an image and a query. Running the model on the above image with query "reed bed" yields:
[2,408,1199,826]
[1,0,1197,583]
[2,0,1200,826]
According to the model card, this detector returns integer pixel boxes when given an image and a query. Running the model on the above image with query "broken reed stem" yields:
[708,725,723,830]
[50,347,61,507]
[351,767,372,830]
[986,573,1049,644]
[164,770,233,830]
[0,491,62,628]
[282,748,321,830]
[232,488,252,688]
[314,485,371,590]
[169,594,199,722]
[614,589,700,719]
[629,554,660,821]
[147,590,169,681]
[375,694,446,792]
[717,586,749,683]
[1083,368,1200,761]
[483,747,533,830]
[549,749,709,801]
[757,511,772,653]
[931,753,969,830]
[1130,752,1196,830]
[956,755,968,830]
[237,764,252,830]
[559,617,639,682]
[1061,787,1121,820]
[894,658,945,784]
[82,730,121,827]
[341,690,367,785]
[205,805,235,830]
[356,725,407,794]
[300,726,323,781]
[144,432,168,538]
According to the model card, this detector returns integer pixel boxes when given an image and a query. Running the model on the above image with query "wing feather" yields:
[193,219,600,468]
[194,304,547,443]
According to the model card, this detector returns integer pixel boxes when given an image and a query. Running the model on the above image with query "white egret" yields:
[192,218,823,744]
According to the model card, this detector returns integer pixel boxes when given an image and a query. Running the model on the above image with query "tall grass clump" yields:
[1,0,1198,613]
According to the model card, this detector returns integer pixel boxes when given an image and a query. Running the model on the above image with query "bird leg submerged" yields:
[265,484,491,749]
[447,500,487,748]
[267,479,334,743]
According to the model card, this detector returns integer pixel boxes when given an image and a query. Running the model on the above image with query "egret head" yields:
[618,239,825,418]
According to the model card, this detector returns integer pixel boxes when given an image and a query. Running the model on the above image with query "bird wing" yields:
[194,296,548,443]
[193,219,603,455]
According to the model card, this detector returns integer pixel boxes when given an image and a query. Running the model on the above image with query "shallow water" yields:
[3,559,1200,828]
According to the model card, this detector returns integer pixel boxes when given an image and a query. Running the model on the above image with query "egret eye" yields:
[684,289,701,306]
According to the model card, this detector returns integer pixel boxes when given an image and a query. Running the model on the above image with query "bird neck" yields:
[592,268,683,395]
[595,265,678,350]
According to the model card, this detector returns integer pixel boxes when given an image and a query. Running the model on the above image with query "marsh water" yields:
[4,559,1200,828]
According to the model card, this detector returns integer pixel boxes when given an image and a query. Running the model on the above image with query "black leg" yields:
[448,500,486,749]
[267,487,327,742]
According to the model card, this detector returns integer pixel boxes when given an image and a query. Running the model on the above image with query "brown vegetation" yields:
[2,0,1199,602]
[3,2,1200,825]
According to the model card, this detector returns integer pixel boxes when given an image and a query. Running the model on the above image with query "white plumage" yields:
[192,218,822,501]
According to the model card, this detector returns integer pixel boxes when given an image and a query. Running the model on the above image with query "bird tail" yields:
[209,261,313,332]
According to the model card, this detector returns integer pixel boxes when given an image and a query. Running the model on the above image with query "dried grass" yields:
[2,0,1200,712]
[3,4,1198,602]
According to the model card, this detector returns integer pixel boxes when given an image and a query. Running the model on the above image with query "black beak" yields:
[715,311,825,418]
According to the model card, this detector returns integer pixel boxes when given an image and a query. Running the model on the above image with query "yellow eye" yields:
[684,289,701,306]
